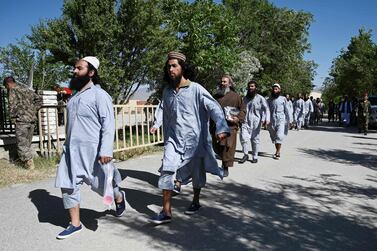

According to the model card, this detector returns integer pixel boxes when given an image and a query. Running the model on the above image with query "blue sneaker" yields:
[150,211,172,225]
[56,224,82,240]
[115,190,126,217]
[184,202,201,215]
[172,181,181,197]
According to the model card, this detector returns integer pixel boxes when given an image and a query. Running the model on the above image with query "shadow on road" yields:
[119,169,159,188]
[28,189,111,231]
[107,180,376,250]
[298,148,377,170]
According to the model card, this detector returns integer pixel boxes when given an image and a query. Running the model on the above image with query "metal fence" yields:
[36,104,162,156]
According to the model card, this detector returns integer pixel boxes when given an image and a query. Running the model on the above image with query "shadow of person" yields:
[118,169,159,187]
[124,188,190,217]
[28,189,110,231]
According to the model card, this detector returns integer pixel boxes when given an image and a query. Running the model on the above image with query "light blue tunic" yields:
[294,98,305,129]
[55,82,121,190]
[158,81,229,180]
[240,94,270,157]
[267,96,293,144]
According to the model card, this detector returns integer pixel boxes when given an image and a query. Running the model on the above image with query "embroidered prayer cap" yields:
[272,83,281,89]
[82,56,100,70]
[167,51,186,62]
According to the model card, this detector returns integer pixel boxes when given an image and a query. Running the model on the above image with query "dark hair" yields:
[3,76,15,86]
[87,62,101,85]
[163,59,196,83]
[247,80,258,88]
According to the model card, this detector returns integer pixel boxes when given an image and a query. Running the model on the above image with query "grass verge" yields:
[0,145,162,188]
[0,156,59,188]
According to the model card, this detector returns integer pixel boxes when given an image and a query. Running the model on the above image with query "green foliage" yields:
[0,38,70,90]
[322,28,377,100]
[1,0,316,100]
[173,0,241,90]
[223,0,315,96]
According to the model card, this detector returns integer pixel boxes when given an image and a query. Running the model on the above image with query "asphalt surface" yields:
[0,123,376,250]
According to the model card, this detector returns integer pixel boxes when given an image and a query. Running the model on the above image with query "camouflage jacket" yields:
[8,85,43,123]
[359,100,372,117]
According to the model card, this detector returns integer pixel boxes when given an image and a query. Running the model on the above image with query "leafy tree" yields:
[223,0,315,95]
[323,29,377,99]
[164,0,241,91]
[0,39,69,90]
[30,0,179,103]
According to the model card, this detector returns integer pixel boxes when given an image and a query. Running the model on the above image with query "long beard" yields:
[215,86,230,97]
[271,92,280,99]
[246,90,256,98]
[69,75,90,91]
[169,73,183,87]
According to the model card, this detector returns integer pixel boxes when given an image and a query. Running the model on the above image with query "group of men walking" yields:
[2,51,373,240]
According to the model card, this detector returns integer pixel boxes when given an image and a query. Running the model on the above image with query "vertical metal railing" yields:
[36,104,163,156]
[113,105,163,152]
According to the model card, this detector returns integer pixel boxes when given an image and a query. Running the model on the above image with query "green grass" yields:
[0,145,163,188]
[0,156,59,188]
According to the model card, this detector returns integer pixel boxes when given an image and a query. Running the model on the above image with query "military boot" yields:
[25,159,35,170]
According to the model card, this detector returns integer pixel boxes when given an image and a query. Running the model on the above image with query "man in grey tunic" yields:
[294,93,305,130]
[267,83,293,160]
[55,56,126,239]
[149,52,229,224]
[239,80,270,164]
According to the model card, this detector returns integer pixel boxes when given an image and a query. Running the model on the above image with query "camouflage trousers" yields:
[15,123,34,161]
[358,115,369,132]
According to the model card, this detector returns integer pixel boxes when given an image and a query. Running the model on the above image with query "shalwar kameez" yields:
[55,82,122,209]
[267,96,293,144]
[240,94,270,161]
[156,81,229,191]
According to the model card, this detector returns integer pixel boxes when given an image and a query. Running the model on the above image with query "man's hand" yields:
[216,132,228,141]
[231,116,239,124]
[150,127,157,134]
[99,156,112,165]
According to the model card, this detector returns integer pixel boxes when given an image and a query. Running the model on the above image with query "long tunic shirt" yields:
[294,98,305,123]
[159,81,229,176]
[55,82,119,189]
[240,94,270,143]
[267,96,293,143]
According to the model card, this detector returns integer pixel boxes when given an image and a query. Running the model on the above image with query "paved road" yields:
[1,124,376,250]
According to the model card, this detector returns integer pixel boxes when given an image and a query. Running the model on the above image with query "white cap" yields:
[272,83,281,89]
[82,56,100,70]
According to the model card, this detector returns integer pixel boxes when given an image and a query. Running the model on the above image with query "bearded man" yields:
[55,56,126,239]
[149,52,229,224]
[239,80,270,164]
[267,83,293,160]
[212,75,246,176]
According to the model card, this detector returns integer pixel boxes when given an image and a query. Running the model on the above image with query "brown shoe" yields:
[25,159,35,170]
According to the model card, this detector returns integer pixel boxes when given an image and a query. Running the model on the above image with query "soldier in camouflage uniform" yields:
[358,93,372,135]
[3,76,42,169]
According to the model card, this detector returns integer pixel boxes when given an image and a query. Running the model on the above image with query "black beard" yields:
[169,74,183,87]
[271,92,280,98]
[69,75,90,91]
[247,91,256,98]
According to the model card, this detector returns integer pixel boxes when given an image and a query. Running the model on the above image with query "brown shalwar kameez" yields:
[212,90,246,167]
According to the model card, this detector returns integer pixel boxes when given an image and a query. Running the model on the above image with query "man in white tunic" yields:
[149,52,229,224]
[55,57,126,239]
[303,94,313,129]
[267,83,293,160]
[239,80,270,164]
